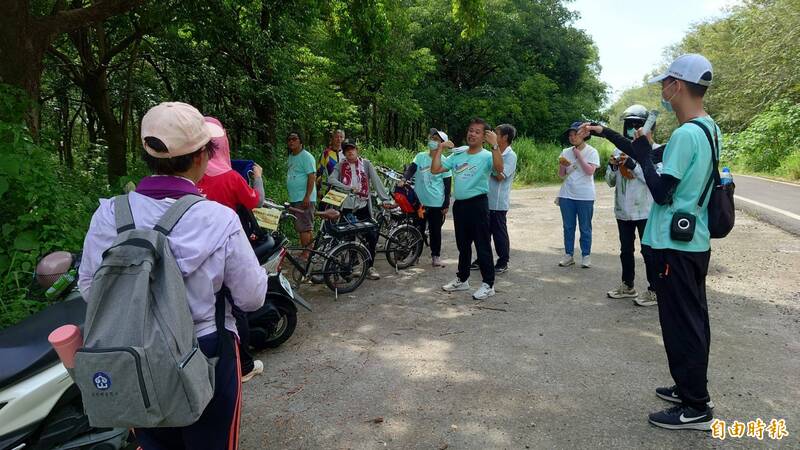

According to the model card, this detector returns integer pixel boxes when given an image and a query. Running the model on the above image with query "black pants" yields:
[616,219,656,290]
[417,206,445,257]
[453,195,494,287]
[344,206,378,267]
[233,306,254,374]
[651,248,712,411]
[489,210,510,267]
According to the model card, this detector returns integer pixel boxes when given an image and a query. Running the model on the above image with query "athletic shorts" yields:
[290,202,315,232]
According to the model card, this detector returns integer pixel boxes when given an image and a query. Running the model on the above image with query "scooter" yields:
[0,253,130,450]
[238,206,313,350]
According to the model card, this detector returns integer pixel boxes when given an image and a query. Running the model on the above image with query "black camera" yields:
[670,211,696,242]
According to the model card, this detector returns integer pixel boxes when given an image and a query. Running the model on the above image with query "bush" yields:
[724,100,800,178]
[0,86,111,328]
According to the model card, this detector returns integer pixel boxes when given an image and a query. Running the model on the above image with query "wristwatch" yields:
[492,144,499,151]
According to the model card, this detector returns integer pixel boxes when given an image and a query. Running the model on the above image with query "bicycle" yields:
[262,199,375,298]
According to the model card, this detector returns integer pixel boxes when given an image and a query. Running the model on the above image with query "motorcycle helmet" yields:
[35,251,74,289]
[622,104,648,139]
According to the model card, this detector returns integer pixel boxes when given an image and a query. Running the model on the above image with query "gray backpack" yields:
[74,194,218,428]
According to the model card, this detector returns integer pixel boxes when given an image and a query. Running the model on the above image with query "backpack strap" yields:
[154,194,205,235]
[687,119,720,209]
[114,194,136,233]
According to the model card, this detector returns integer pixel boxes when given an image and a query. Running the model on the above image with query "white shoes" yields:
[442,278,470,292]
[558,254,575,267]
[634,289,658,307]
[581,255,592,268]
[472,283,495,300]
[241,360,264,383]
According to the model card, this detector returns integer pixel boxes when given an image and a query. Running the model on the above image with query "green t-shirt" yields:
[412,152,451,207]
[642,116,720,252]
[286,149,317,203]
[441,149,494,200]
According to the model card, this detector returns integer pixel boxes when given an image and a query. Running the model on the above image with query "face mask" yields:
[661,82,678,113]
[626,128,637,139]
[427,140,439,150]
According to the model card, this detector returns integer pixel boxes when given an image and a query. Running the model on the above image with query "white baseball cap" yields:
[141,102,224,158]
[649,53,713,87]
[430,128,449,142]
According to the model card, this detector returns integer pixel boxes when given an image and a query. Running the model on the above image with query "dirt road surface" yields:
[241,185,800,449]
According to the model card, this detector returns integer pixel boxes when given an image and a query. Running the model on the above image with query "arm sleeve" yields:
[599,127,634,154]
[328,162,347,190]
[252,177,265,206]
[504,153,517,179]
[403,162,418,181]
[441,154,455,171]
[605,164,617,187]
[223,228,268,312]
[629,136,680,205]
[316,151,326,177]
[443,175,452,207]
[368,161,390,201]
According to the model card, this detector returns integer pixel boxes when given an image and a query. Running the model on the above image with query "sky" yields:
[567,0,742,105]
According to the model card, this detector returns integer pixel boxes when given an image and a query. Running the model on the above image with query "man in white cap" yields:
[626,54,720,431]
[79,102,267,449]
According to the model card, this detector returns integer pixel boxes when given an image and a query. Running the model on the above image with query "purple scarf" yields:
[135,176,202,200]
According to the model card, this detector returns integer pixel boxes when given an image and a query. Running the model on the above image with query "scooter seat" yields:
[252,234,278,262]
[0,296,86,389]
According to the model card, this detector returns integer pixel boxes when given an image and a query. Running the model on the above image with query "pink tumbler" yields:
[48,325,83,369]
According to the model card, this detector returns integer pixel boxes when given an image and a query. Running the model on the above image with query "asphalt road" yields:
[240,185,800,449]
[733,175,800,235]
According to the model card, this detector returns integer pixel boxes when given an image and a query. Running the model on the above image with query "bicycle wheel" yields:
[323,242,370,293]
[385,224,424,269]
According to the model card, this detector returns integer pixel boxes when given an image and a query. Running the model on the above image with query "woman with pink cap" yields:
[197,117,264,211]
[197,117,265,384]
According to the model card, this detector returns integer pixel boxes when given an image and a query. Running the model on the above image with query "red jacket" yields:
[198,171,260,211]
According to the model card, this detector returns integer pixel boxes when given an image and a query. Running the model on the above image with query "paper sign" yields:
[252,208,282,231]
[322,189,347,207]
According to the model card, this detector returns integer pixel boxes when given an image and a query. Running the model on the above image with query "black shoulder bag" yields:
[689,120,736,239]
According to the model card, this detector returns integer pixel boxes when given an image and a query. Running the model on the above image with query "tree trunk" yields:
[0,0,145,134]
[252,97,277,157]
[84,69,127,184]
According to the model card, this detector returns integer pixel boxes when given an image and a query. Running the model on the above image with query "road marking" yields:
[735,195,800,221]
[737,174,800,188]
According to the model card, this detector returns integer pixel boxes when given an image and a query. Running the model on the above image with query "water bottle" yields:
[720,167,733,186]
[45,268,77,299]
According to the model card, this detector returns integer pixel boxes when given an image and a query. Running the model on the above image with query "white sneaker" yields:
[634,289,658,307]
[581,255,592,268]
[241,359,264,383]
[442,278,470,292]
[472,283,495,300]
[558,254,575,267]
[607,283,638,299]
[367,267,381,280]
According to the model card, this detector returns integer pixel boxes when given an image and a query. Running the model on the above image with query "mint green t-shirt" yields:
[412,152,451,207]
[642,116,720,252]
[287,149,317,203]
[441,149,494,200]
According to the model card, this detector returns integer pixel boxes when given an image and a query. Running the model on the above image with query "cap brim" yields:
[206,122,225,138]
[648,73,669,84]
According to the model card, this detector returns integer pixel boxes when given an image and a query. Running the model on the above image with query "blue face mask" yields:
[626,128,637,139]
[661,81,677,113]
[427,140,439,150]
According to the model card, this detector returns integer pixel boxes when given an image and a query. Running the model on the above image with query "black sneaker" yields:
[648,405,713,431]
[469,260,480,271]
[656,385,715,409]
[494,265,508,274]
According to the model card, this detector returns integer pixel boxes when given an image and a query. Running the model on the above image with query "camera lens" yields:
[677,218,691,230]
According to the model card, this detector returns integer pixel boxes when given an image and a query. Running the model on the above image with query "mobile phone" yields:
[641,111,659,135]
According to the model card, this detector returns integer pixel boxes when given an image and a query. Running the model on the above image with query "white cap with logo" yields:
[430,128,449,143]
[141,102,224,158]
[649,53,713,87]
